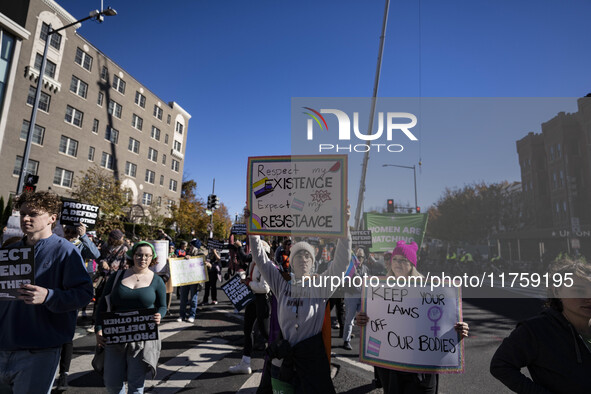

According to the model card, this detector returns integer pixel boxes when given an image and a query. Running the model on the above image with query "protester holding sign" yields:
[490,257,591,393]
[95,241,167,394]
[202,249,222,305]
[355,241,469,394]
[247,206,352,393]
[342,248,370,351]
[0,191,93,394]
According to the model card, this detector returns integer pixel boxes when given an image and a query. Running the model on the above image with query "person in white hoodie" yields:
[229,240,272,374]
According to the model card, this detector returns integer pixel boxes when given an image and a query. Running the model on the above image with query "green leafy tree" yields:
[170,180,208,240]
[212,203,232,239]
[71,165,130,235]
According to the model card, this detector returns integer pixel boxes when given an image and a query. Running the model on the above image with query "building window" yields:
[92,119,99,133]
[53,167,73,188]
[13,156,39,176]
[550,146,555,161]
[153,105,163,120]
[74,47,93,71]
[169,179,178,192]
[157,197,162,207]
[162,154,166,165]
[165,134,169,144]
[20,120,45,145]
[132,114,143,131]
[108,99,122,118]
[160,175,164,186]
[128,137,140,154]
[142,192,153,206]
[88,146,95,161]
[40,23,62,50]
[552,172,557,189]
[125,161,137,177]
[167,199,175,209]
[59,135,78,157]
[557,143,562,158]
[151,126,160,141]
[97,92,104,106]
[559,170,564,187]
[173,140,182,152]
[167,114,171,124]
[145,169,155,184]
[135,91,146,108]
[69,76,88,99]
[175,121,184,134]
[27,86,50,112]
[112,75,126,94]
[171,159,180,172]
[105,126,119,144]
[100,66,108,80]
[34,53,56,78]
[101,152,114,170]
[148,147,158,162]
[65,105,84,127]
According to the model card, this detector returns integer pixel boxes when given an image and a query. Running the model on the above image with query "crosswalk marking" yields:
[332,353,374,373]
[236,371,262,393]
[146,337,235,393]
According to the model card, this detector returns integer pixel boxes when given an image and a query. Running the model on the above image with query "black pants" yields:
[203,274,218,302]
[59,342,73,375]
[375,367,438,394]
[243,294,270,357]
[329,297,345,327]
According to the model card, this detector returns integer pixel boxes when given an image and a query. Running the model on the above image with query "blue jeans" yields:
[343,296,361,342]
[104,344,149,394]
[0,347,60,394]
[179,284,199,319]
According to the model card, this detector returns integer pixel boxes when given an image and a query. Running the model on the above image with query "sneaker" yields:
[343,341,352,351]
[176,318,184,323]
[210,301,218,305]
[188,317,195,323]
[86,326,95,333]
[56,373,68,391]
[331,322,340,329]
[228,360,252,374]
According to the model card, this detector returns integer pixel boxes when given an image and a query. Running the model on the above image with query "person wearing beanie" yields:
[95,241,167,393]
[355,240,470,394]
[246,206,352,393]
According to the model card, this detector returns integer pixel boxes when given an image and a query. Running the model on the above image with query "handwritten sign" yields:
[247,155,347,236]
[364,213,428,253]
[220,274,255,311]
[150,240,169,274]
[101,308,159,344]
[60,201,100,230]
[169,256,208,287]
[360,277,464,373]
[351,230,373,247]
[231,223,247,235]
[0,247,35,301]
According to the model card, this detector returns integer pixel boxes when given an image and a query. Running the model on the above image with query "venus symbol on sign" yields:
[427,306,443,337]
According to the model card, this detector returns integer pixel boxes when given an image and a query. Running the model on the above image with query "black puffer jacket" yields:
[490,308,591,393]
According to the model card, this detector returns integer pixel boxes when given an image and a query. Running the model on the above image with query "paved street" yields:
[59,289,543,393]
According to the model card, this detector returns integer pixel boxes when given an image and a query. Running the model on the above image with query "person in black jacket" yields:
[490,257,591,393]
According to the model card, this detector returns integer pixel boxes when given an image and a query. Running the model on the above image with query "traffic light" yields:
[24,174,39,192]
[207,194,214,210]
[213,195,220,210]
[416,206,421,214]
[387,199,394,213]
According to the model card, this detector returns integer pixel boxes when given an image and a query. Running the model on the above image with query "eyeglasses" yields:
[134,254,153,260]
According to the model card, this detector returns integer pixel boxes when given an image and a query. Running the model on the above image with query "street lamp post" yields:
[16,7,117,195]
[382,164,417,212]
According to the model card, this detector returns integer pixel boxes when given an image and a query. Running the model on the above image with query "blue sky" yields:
[57,0,591,219]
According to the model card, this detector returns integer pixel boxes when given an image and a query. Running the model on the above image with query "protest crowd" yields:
[0,190,589,394]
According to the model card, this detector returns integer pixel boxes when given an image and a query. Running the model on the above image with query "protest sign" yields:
[101,308,159,345]
[351,230,372,248]
[247,155,347,236]
[60,201,100,230]
[207,239,224,250]
[364,213,428,253]
[360,278,463,373]
[169,256,208,287]
[0,247,35,301]
[150,240,169,274]
[221,274,255,311]
[231,223,247,235]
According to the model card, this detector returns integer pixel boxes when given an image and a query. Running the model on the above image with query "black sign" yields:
[101,308,159,344]
[207,239,224,250]
[220,274,255,311]
[231,223,247,235]
[0,247,35,301]
[60,201,100,230]
[351,230,373,247]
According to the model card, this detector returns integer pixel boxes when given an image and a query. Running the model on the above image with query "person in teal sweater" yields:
[96,241,166,394]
